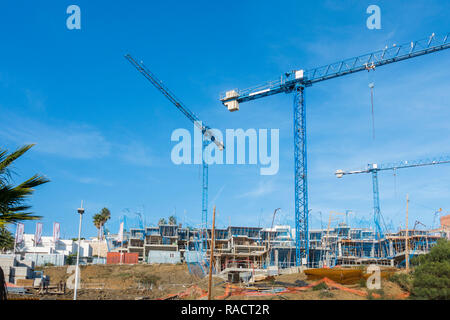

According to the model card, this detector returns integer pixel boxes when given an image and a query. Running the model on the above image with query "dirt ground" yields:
[8,264,410,300]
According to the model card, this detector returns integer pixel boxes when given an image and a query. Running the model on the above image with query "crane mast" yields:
[220,32,450,266]
[335,156,450,238]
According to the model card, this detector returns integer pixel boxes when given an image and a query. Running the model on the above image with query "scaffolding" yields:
[104,218,446,271]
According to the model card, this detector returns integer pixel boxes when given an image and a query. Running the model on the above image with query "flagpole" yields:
[52,223,55,255]
[118,219,124,264]
[13,224,18,256]
[35,223,38,266]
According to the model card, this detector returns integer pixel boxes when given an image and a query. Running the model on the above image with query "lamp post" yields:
[405,194,410,272]
[74,201,84,300]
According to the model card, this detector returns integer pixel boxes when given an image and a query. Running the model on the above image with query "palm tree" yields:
[0,144,48,300]
[0,227,14,253]
[99,207,111,240]
[92,213,103,240]
[158,218,167,225]
[0,144,49,227]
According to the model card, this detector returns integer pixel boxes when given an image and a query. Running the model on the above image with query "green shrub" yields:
[312,282,328,291]
[136,273,159,289]
[359,277,367,288]
[139,274,159,286]
[66,254,78,265]
[389,273,413,292]
[410,239,450,300]
[117,272,132,278]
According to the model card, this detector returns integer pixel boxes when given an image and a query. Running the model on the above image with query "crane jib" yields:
[221,33,450,104]
[125,54,224,151]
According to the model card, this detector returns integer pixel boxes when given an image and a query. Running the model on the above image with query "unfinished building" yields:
[107,221,447,272]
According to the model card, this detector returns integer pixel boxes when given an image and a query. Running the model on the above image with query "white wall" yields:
[16,234,92,257]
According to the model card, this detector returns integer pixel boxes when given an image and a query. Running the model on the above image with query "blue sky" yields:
[1,1,449,238]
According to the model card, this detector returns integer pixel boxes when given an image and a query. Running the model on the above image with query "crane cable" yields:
[366,62,376,140]
[393,168,397,199]
[369,82,375,139]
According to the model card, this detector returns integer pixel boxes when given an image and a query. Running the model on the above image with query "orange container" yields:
[106,252,138,264]
[123,252,138,264]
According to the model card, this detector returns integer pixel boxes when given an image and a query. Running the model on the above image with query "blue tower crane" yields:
[220,33,450,266]
[335,156,450,239]
[134,210,144,230]
[125,54,224,253]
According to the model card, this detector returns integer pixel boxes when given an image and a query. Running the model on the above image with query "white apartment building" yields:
[15,234,92,257]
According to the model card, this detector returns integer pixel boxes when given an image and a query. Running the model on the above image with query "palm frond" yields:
[0,176,49,211]
[0,144,35,182]
[0,144,48,227]
[0,212,42,227]
[16,174,50,190]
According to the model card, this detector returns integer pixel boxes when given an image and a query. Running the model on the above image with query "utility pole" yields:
[12,224,18,256]
[74,201,85,300]
[207,206,216,300]
[405,194,410,272]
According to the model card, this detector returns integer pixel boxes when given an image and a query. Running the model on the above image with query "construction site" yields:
[3,31,450,300]
[1,3,450,304]
[114,32,450,286]
[109,218,448,272]
[2,210,449,300]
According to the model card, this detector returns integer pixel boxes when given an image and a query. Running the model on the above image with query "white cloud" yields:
[0,113,158,168]
[78,177,114,187]
[0,115,111,159]
[237,180,275,198]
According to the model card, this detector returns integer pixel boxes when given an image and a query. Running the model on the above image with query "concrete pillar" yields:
[275,250,279,268]
[216,257,220,272]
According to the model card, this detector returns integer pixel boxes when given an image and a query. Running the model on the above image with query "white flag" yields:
[118,222,124,243]
[53,222,60,243]
[35,222,43,245]
[15,223,25,244]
